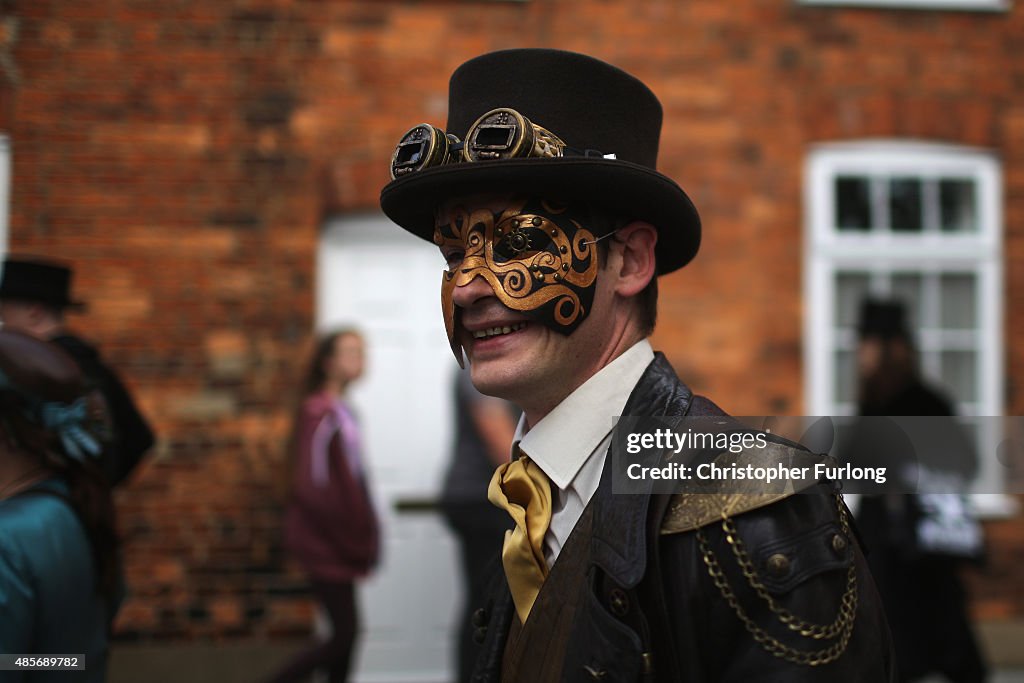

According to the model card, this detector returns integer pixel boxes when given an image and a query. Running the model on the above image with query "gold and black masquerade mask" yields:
[390,108,614,179]
[436,198,612,366]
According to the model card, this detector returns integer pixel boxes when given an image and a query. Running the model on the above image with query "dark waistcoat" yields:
[500,504,596,682]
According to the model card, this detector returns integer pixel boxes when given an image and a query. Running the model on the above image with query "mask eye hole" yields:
[506,229,531,253]
[442,250,464,271]
[493,225,552,261]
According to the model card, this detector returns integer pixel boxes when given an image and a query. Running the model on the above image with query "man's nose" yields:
[451,271,495,308]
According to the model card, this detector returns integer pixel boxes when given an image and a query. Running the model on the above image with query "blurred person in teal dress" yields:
[0,330,120,682]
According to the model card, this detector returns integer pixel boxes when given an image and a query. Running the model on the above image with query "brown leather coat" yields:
[470,353,897,682]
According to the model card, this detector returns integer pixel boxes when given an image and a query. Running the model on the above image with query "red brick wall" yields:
[8,0,325,638]
[5,0,1023,639]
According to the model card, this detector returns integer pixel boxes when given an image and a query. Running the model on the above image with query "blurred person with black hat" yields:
[853,298,987,683]
[381,49,895,681]
[0,329,121,682]
[0,257,155,488]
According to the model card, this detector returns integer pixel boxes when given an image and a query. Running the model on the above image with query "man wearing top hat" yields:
[852,298,987,683]
[0,257,155,487]
[382,49,895,681]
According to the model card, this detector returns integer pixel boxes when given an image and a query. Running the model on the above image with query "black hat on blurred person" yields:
[858,299,910,341]
[379,48,702,275]
[0,257,85,310]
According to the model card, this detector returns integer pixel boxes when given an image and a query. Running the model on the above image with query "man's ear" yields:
[611,221,657,297]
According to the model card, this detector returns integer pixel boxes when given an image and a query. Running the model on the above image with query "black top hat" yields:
[0,257,85,310]
[379,49,701,275]
[858,299,910,340]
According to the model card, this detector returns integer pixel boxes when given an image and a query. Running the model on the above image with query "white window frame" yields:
[0,134,9,254]
[803,140,1012,514]
[797,0,1009,11]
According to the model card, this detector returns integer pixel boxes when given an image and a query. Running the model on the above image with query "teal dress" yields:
[0,479,109,682]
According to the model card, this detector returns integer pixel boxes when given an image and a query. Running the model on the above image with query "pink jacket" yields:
[284,392,380,582]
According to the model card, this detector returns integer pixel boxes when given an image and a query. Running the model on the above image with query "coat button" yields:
[766,553,790,577]
[831,533,848,554]
[608,588,630,617]
[583,664,607,680]
[473,626,487,644]
[471,608,488,627]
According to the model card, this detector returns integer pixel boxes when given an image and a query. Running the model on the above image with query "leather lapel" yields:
[590,353,694,588]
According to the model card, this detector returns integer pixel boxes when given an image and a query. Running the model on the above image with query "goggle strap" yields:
[564,147,615,159]
[424,143,612,165]
[390,108,618,178]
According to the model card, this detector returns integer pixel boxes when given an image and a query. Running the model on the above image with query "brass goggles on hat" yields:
[390,108,613,179]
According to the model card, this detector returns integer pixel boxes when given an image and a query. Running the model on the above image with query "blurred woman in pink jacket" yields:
[270,329,380,683]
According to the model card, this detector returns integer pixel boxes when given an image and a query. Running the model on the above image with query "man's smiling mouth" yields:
[471,322,528,340]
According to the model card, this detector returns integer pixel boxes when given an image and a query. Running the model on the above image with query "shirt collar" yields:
[513,339,655,491]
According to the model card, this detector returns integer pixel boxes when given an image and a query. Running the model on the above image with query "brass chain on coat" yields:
[695,494,858,666]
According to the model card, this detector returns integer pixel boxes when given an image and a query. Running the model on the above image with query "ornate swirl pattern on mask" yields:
[434,198,601,364]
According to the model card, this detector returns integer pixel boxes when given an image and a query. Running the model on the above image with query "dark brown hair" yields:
[0,395,120,602]
[281,328,362,500]
[299,328,362,397]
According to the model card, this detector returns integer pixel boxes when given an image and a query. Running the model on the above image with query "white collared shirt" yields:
[513,339,655,567]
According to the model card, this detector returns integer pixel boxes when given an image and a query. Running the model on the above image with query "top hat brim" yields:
[0,286,86,311]
[380,156,701,275]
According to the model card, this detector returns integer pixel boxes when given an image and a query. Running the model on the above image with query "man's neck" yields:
[521,332,648,429]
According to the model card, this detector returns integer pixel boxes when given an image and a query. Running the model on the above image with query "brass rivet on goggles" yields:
[389,107,568,179]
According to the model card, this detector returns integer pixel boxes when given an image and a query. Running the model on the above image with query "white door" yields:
[318,213,459,682]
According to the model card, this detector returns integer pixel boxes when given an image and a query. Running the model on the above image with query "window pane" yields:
[890,177,923,232]
[835,271,872,327]
[940,350,977,402]
[940,179,978,233]
[834,349,858,404]
[939,273,976,329]
[836,176,871,231]
[891,273,923,330]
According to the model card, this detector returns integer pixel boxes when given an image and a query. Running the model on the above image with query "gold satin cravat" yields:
[487,449,553,624]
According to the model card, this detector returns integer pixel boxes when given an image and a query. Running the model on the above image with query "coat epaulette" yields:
[660,442,825,535]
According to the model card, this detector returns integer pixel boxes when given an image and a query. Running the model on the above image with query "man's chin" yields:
[465,358,524,400]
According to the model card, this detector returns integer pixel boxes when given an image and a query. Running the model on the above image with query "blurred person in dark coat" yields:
[854,298,987,683]
[0,257,155,488]
[269,329,380,683]
[0,330,121,682]
[440,365,517,683]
